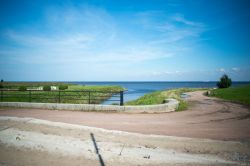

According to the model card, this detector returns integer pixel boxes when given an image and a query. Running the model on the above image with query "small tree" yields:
[217,74,232,88]
[43,85,51,91]
[0,79,3,89]
[19,86,27,91]
[59,85,68,90]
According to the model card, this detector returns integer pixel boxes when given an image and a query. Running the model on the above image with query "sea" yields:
[72,81,250,104]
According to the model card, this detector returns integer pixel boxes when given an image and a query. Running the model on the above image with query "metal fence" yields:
[0,89,124,106]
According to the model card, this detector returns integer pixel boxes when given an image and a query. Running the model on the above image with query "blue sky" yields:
[0,0,249,81]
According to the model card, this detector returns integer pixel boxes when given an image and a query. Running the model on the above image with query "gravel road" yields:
[0,91,250,165]
[0,91,249,140]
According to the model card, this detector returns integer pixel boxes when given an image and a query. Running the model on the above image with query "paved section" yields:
[0,91,250,141]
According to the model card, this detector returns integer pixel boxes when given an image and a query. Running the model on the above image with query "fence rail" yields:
[0,89,124,106]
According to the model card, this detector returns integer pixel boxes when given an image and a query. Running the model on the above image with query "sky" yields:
[0,0,249,81]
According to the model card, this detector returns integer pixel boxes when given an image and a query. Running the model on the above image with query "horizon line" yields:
[3,80,250,83]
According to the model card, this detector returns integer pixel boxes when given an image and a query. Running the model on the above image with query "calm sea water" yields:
[73,82,250,104]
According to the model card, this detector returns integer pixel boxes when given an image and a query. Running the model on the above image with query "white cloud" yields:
[232,67,240,72]
[2,6,184,68]
[2,31,174,65]
[134,11,206,52]
[171,14,204,27]
[0,5,215,81]
[152,70,186,76]
[218,68,226,73]
[5,31,95,48]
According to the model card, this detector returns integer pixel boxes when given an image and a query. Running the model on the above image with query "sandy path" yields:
[0,91,250,165]
[0,91,250,140]
[0,117,249,166]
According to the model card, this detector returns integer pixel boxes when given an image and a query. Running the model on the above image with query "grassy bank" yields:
[0,82,124,104]
[208,84,250,105]
[126,88,204,111]
[68,85,123,91]
[0,82,73,89]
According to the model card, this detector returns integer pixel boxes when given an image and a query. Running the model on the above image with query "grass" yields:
[126,88,206,111]
[0,82,124,104]
[68,85,123,91]
[0,82,73,89]
[208,84,250,105]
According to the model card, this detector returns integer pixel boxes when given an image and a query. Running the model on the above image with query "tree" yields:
[19,86,27,91]
[59,85,68,90]
[43,85,51,91]
[0,79,3,89]
[217,74,232,88]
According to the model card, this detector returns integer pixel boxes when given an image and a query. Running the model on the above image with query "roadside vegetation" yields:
[0,82,73,89]
[68,85,123,91]
[208,84,250,105]
[126,88,206,111]
[0,82,124,104]
[217,74,232,88]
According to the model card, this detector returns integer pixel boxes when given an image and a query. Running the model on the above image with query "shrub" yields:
[217,74,232,88]
[0,79,3,89]
[59,85,68,90]
[43,85,51,91]
[19,86,27,91]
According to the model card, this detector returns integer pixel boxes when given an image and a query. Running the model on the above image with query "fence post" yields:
[58,91,61,103]
[88,91,91,104]
[29,90,31,102]
[120,91,124,106]
[1,90,3,102]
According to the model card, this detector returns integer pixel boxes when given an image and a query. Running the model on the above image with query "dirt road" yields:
[0,116,249,166]
[0,91,250,165]
[0,91,249,140]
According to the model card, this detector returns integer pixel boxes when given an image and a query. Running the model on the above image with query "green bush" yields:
[59,85,68,90]
[217,74,232,88]
[0,79,3,89]
[43,85,51,91]
[19,86,27,91]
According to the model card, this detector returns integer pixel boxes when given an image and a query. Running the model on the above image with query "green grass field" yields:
[0,83,124,104]
[209,84,250,105]
[0,82,73,89]
[126,88,206,111]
